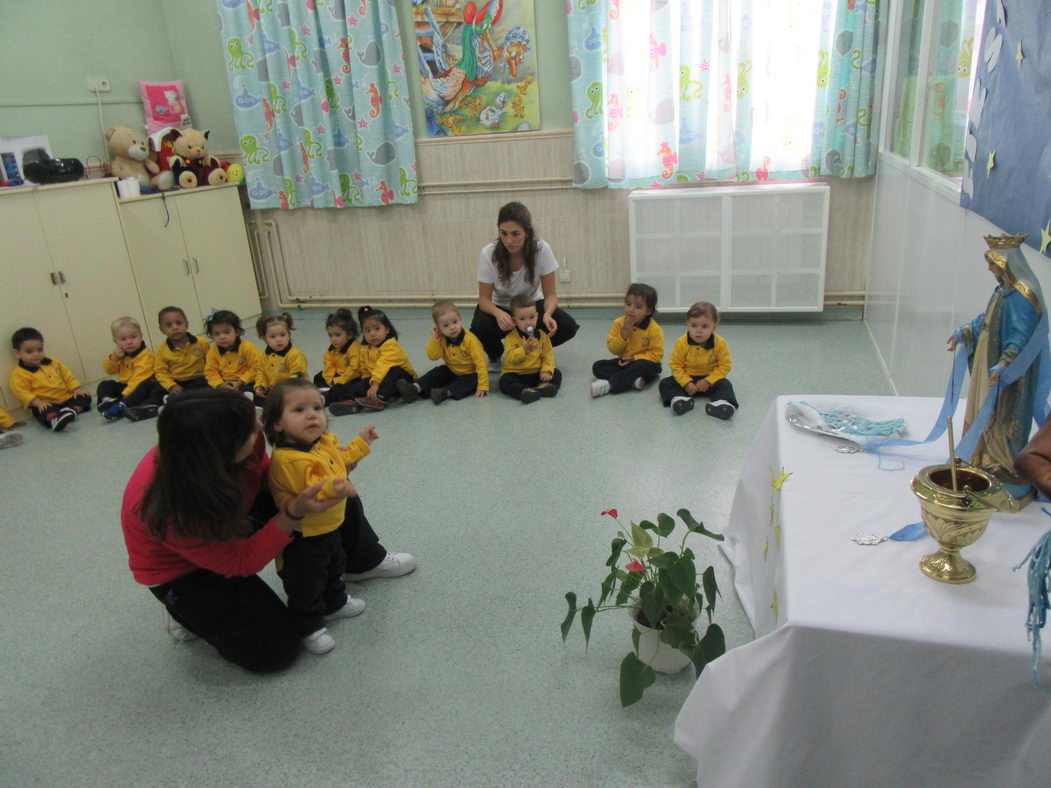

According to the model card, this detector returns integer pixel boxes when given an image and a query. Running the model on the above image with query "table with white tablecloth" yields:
[675,395,1051,787]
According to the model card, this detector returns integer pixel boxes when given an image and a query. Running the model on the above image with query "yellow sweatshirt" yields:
[101,342,155,397]
[154,335,210,390]
[256,345,309,390]
[320,341,362,385]
[268,433,371,537]
[669,333,733,388]
[10,357,81,408]
[606,316,664,363]
[1,407,19,428]
[360,337,416,384]
[205,338,263,387]
[426,329,489,391]
[502,329,555,375]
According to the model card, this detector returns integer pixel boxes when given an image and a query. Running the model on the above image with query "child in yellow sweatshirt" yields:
[353,306,416,412]
[591,283,664,398]
[498,295,561,404]
[154,306,210,396]
[314,308,365,416]
[97,316,165,422]
[204,310,263,393]
[253,312,308,405]
[401,300,489,405]
[658,301,738,419]
[9,326,91,432]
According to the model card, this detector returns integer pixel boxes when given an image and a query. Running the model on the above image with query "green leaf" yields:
[630,521,654,550]
[702,566,720,622]
[625,546,649,559]
[659,612,697,651]
[699,623,726,667]
[619,652,656,707]
[638,581,661,629]
[677,508,725,541]
[560,592,577,641]
[649,552,676,570]
[631,626,641,653]
[638,518,657,532]
[670,554,699,598]
[655,512,676,537]
[581,599,596,647]
[604,537,627,568]
[616,570,642,605]
[598,570,617,607]
[656,565,683,608]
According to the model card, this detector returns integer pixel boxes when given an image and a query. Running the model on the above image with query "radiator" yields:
[628,183,830,312]
[247,219,281,305]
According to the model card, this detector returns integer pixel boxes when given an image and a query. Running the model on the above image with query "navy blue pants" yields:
[415,366,479,399]
[499,369,563,400]
[97,378,165,411]
[658,375,739,408]
[592,358,662,394]
[32,393,92,427]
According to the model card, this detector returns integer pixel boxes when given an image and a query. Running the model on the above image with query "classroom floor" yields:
[1,309,891,787]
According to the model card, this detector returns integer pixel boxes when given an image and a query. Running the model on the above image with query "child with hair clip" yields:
[97,316,166,422]
[154,306,210,398]
[498,294,561,404]
[659,301,738,419]
[354,306,416,412]
[315,308,364,416]
[254,312,309,404]
[590,283,664,398]
[0,406,26,448]
[263,379,378,655]
[204,310,264,393]
[400,300,489,404]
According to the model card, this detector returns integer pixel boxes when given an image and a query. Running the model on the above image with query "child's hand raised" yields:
[523,337,539,353]
[358,425,378,444]
[110,348,125,362]
[620,315,635,339]
[431,326,441,339]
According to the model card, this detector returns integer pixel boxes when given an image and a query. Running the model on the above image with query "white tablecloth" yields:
[675,395,1051,787]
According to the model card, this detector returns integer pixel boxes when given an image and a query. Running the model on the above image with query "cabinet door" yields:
[177,187,261,321]
[120,197,203,339]
[35,184,147,382]
[0,192,81,404]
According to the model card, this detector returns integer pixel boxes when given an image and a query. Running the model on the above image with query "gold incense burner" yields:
[910,460,1015,584]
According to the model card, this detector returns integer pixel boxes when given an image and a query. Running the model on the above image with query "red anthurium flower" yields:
[625,560,645,573]
[601,508,619,518]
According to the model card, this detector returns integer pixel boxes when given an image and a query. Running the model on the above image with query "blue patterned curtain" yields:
[219,0,418,209]
[568,0,883,189]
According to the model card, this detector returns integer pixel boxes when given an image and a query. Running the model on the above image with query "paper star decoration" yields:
[1016,40,1024,69]
[770,467,793,492]
[770,591,779,618]
[1041,220,1051,254]
[987,150,996,173]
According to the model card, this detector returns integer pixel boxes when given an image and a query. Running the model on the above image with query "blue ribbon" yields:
[1013,508,1051,690]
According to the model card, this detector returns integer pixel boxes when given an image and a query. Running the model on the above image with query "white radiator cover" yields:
[629,183,830,312]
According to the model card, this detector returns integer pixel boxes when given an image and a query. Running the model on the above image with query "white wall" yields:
[865,153,1050,396]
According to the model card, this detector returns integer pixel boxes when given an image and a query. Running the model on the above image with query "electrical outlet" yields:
[86,77,111,93]
[558,268,571,283]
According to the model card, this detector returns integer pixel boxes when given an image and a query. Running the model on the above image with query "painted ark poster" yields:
[413,0,540,137]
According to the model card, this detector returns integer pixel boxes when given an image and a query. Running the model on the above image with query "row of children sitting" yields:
[2,283,738,444]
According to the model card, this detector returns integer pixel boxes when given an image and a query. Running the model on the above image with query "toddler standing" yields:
[254,312,308,404]
[590,283,664,397]
[659,301,738,419]
[9,327,92,432]
[401,300,489,404]
[153,306,210,397]
[97,316,165,422]
[204,310,263,392]
[498,295,561,404]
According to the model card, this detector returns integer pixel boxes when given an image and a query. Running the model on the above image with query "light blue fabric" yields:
[218,0,417,209]
[1014,512,1051,690]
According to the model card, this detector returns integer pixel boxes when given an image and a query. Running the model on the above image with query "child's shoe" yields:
[329,400,361,416]
[50,408,77,432]
[302,628,336,655]
[324,596,367,621]
[430,386,448,405]
[346,552,417,582]
[0,431,24,449]
[97,396,118,413]
[488,356,503,373]
[705,401,736,420]
[126,404,160,422]
[354,395,386,411]
[590,379,610,398]
[671,397,694,415]
[520,387,541,404]
[633,376,651,391]
[396,378,419,403]
[103,401,127,422]
[165,612,199,643]
[537,382,558,398]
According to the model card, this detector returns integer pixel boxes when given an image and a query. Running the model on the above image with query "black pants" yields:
[470,299,579,361]
[415,366,479,399]
[314,372,362,404]
[277,529,347,637]
[32,394,92,426]
[499,369,563,399]
[592,359,662,394]
[658,375,739,408]
[97,378,165,411]
[374,367,414,401]
[166,376,209,395]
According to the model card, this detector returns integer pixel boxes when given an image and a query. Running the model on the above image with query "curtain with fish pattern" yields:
[219,0,417,209]
[567,0,882,189]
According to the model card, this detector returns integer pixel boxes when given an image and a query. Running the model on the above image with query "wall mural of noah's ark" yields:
[413,0,541,137]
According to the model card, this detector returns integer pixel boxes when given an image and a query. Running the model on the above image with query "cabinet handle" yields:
[193,257,200,273]
[49,272,59,285]
[183,258,190,275]
[58,271,66,284]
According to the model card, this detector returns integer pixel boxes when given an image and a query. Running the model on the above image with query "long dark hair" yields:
[492,201,538,287]
[358,305,398,340]
[139,389,258,542]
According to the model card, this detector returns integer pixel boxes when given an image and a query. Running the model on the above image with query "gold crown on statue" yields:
[984,233,1028,249]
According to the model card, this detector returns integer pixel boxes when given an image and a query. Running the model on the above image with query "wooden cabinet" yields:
[119,185,261,342]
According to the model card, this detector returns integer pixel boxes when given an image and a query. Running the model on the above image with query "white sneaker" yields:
[0,432,24,449]
[633,376,649,391]
[346,552,417,581]
[166,612,199,643]
[589,379,610,398]
[324,596,367,621]
[488,356,503,372]
[302,628,336,654]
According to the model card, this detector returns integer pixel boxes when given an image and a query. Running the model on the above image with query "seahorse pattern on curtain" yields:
[567,0,882,189]
[219,0,417,209]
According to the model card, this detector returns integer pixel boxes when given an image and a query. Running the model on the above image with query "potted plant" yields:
[561,508,727,707]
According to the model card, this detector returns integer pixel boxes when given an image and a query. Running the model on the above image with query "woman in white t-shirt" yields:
[471,201,579,365]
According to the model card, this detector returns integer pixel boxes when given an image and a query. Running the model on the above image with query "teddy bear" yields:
[154,128,227,189]
[105,126,165,188]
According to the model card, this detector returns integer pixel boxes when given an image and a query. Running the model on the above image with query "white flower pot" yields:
[630,609,698,674]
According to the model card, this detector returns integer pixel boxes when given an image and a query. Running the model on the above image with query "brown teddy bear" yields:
[155,128,227,189]
[105,126,168,189]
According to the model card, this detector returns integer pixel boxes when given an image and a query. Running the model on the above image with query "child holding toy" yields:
[9,327,92,432]
[97,316,165,422]
[659,301,738,419]
[204,310,263,393]
[590,283,664,398]
[254,312,308,404]
[400,300,488,404]
[315,308,364,416]
[354,307,416,412]
[153,306,210,397]
[498,295,561,404]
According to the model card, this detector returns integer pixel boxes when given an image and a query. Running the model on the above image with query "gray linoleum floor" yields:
[1,309,891,787]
